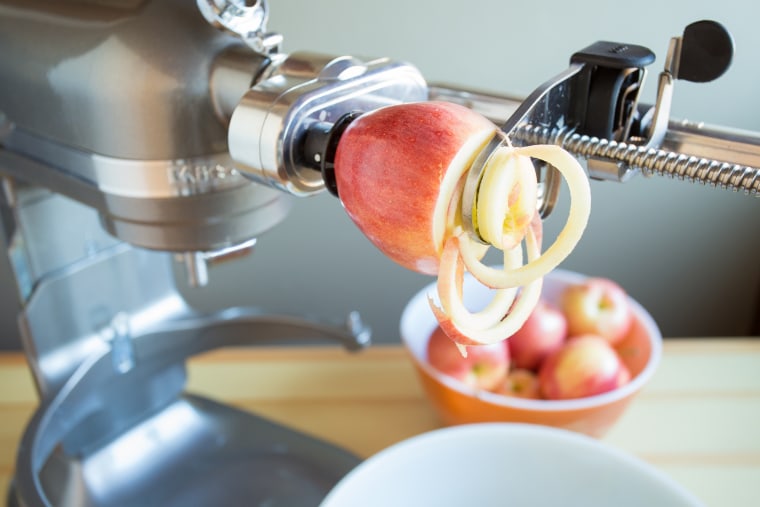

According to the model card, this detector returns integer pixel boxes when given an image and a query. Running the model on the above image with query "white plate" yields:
[321,423,703,507]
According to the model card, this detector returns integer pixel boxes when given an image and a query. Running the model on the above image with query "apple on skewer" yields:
[331,101,591,352]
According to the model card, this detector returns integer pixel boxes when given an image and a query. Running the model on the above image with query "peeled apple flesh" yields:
[333,101,591,351]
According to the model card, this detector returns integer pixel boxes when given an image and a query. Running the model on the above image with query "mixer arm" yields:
[210,9,757,227]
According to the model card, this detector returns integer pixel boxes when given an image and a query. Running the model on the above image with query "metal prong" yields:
[537,162,561,218]
[461,64,585,240]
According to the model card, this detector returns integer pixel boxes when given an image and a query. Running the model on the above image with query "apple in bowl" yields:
[561,278,634,345]
[507,300,567,371]
[426,327,510,391]
[494,369,542,400]
[539,335,630,400]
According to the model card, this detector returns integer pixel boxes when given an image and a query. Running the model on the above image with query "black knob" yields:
[677,20,734,83]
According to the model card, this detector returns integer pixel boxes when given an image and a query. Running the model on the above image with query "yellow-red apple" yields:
[333,101,496,275]
[538,335,626,400]
[507,300,568,370]
[560,278,633,345]
[494,368,542,399]
[426,326,509,391]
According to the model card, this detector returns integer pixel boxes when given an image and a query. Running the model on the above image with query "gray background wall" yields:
[1,0,759,349]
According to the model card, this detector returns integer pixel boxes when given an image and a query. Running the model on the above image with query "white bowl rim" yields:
[399,268,663,412]
[321,422,704,507]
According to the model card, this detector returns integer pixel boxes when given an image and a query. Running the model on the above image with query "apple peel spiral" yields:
[333,101,591,351]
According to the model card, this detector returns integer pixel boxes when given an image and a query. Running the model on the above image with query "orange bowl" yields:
[399,269,662,438]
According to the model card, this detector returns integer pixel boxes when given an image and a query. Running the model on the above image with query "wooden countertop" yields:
[1,339,759,506]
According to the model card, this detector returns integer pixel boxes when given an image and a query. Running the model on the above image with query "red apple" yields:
[507,300,567,370]
[333,101,496,275]
[494,368,542,399]
[560,278,634,345]
[426,326,509,391]
[538,335,626,400]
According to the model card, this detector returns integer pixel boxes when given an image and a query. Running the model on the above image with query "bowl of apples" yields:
[400,269,662,438]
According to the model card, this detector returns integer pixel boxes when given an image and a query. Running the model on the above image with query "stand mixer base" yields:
[9,394,360,507]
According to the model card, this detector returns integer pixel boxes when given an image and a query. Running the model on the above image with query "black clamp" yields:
[570,41,656,141]
[569,20,733,142]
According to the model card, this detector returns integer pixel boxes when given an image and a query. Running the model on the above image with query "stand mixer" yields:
[0,1,757,505]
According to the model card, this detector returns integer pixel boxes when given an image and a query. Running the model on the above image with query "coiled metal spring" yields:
[515,124,760,196]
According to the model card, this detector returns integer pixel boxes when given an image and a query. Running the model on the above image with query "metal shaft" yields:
[515,124,760,195]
